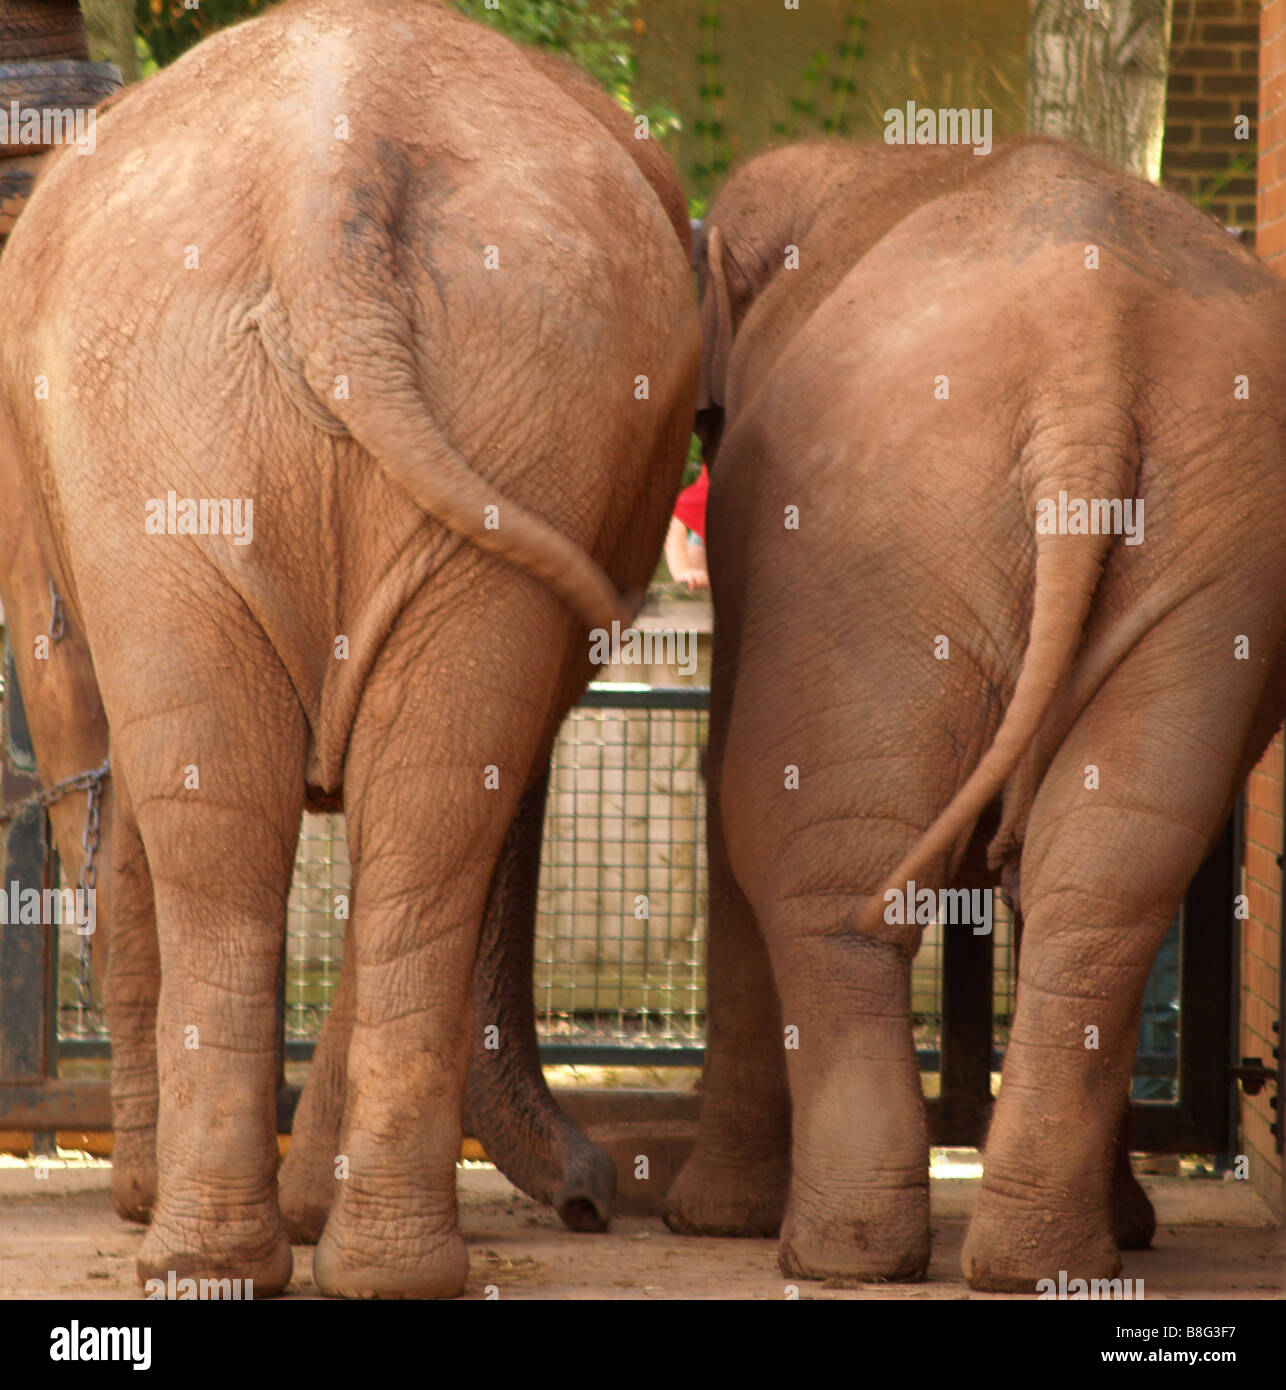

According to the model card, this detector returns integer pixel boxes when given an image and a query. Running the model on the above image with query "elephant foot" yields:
[1110,1154,1156,1251]
[279,1180,331,1246]
[962,1186,1121,1293]
[109,1131,156,1225]
[1111,1174,1156,1252]
[137,1215,293,1298]
[777,1185,929,1282]
[278,1143,334,1245]
[313,1218,468,1299]
[662,1153,789,1237]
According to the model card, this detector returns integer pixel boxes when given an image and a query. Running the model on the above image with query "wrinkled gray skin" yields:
[0,0,698,1298]
[282,766,621,1243]
[665,139,1286,1290]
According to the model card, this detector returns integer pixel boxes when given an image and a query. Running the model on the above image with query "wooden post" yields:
[0,635,56,1089]
[0,0,124,1135]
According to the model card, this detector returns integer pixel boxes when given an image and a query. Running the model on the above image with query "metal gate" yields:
[0,645,1240,1151]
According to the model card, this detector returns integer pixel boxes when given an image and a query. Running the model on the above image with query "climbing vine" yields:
[689,0,869,199]
[771,0,866,141]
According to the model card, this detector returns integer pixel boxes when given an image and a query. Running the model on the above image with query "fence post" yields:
[0,635,56,1089]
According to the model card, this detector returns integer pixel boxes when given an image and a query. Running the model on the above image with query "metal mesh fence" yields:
[43,683,1024,1065]
[285,812,348,1044]
[535,688,707,1050]
[910,899,1017,1064]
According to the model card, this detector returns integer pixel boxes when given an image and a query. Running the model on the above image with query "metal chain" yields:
[76,770,105,1012]
[0,757,111,826]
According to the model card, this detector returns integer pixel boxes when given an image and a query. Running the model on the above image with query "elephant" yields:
[0,2,683,1240]
[0,562,622,1236]
[664,137,1286,1291]
[0,0,698,1298]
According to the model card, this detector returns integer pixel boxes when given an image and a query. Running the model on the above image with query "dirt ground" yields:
[0,1159,1280,1300]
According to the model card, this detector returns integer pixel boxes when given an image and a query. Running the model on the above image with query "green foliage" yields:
[133,0,673,136]
[134,0,267,70]
[456,1,623,104]
[453,0,676,136]
[770,0,866,141]
[1192,148,1256,212]
[134,33,159,80]
[690,0,870,196]
[685,431,703,482]
[83,0,141,81]
[690,0,729,192]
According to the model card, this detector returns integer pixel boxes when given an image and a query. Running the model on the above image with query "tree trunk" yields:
[1027,0,1173,182]
[81,0,137,84]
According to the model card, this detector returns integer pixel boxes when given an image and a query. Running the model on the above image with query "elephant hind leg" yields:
[700,632,987,1281]
[1110,1092,1156,1252]
[746,813,947,1282]
[963,616,1263,1292]
[312,584,570,1298]
[103,776,160,1225]
[770,908,931,1284]
[463,765,618,1233]
[283,768,618,1240]
[1008,901,1156,1253]
[121,645,307,1298]
[663,769,790,1239]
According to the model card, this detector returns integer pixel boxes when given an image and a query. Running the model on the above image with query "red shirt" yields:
[673,466,709,542]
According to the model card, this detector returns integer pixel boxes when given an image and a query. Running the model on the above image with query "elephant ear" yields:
[697,224,733,411]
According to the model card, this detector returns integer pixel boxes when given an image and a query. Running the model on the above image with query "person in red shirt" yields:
[664,464,709,591]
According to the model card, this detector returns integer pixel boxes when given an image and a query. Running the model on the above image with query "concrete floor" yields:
[0,1158,1280,1300]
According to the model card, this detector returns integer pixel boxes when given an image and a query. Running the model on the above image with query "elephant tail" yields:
[862,521,1117,939]
[272,252,637,634]
[361,400,631,633]
[323,371,637,631]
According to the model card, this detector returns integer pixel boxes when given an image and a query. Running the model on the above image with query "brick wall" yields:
[1163,0,1259,238]
[1263,0,1286,255]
